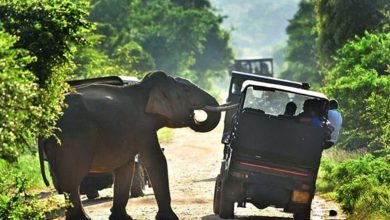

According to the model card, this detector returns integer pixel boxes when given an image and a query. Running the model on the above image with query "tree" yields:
[315,0,390,68]
[281,0,320,86]
[0,29,38,161]
[324,32,390,151]
[88,0,232,88]
[0,0,90,161]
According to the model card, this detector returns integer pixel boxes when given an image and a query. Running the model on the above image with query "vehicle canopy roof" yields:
[67,76,139,87]
[234,58,273,62]
[242,80,328,100]
[231,71,307,89]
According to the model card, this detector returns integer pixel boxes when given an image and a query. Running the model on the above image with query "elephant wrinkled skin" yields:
[39,71,222,220]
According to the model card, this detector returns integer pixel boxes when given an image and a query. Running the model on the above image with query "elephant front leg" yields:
[140,139,179,220]
[110,160,135,220]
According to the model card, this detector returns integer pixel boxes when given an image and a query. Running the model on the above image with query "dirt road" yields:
[82,123,345,220]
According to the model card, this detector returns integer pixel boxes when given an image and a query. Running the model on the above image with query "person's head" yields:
[284,101,297,116]
[329,99,339,110]
[303,99,318,117]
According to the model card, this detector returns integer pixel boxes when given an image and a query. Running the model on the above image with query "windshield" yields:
[243,86,321,116]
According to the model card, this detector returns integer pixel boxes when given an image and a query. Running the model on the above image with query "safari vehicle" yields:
[214,79,329,220]
[222,71,310,143]
[230,58,274,77]
[67,76,151,199]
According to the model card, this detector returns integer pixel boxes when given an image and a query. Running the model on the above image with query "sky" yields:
[210,0,300,60]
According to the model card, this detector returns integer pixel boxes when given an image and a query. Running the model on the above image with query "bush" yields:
[318,154,390,219]
[324,32,390,151]
[0,0,90,162]
[0,160,45,219]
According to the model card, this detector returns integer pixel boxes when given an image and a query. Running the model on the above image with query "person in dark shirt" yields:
[298,99,323,126]
[283,101,297,116]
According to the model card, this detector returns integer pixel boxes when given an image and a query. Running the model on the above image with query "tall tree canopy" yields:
[324,32,390,151]
[281,0,319,85]
[0,0,90,161]
[84,0,233,87]
[315,0,390,68]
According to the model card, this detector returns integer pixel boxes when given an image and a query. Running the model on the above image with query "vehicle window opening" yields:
[242,86,326,119]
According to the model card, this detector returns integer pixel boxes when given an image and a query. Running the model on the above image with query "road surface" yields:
[76,121,346,220]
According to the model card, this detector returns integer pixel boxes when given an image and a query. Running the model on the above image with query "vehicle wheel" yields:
[130,163,145,197]
[218,181,234,219]
[86,190,99,200]
[213,175,222,215]
[293,209,311,220]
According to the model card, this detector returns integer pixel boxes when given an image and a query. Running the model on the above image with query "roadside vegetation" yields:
[284,0,390,219]
[0,0,231,218]
[1,0,389,219]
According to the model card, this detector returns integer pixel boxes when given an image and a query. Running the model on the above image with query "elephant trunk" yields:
[202,103,239,112]
[189,95,221,133]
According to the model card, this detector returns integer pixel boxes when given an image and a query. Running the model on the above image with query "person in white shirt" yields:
[325,99,342,148]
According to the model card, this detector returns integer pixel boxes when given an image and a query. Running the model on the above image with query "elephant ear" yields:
[145,86,174,119]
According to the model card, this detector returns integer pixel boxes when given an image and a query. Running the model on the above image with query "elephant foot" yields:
[156,210,179,220]
[109,211,133,220]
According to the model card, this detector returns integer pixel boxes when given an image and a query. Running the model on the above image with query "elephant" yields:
[38,71,236,220]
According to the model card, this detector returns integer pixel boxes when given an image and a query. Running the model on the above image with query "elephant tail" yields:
[38,138,50,187]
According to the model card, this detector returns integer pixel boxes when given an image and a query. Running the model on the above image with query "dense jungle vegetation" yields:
[0,0,389,219]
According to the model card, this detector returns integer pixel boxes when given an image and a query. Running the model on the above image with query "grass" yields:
[317,147,364,198]
[0,154,52,191]
[157,127,174,143]
[321,147,365,162]
[317,148,390,220]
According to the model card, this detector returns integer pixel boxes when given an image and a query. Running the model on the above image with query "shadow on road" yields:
[194,177,217,182]
[201,214,293,220]
[83,196,112,207]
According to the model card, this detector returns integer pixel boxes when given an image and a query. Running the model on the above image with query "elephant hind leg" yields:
[65,187,90,220]
[110,160,135,220]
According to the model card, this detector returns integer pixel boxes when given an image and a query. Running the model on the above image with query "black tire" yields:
[130,163,146,197]
[213,175,222,215]
[86,190,99,200]
[218,181,234,219]
[293,209,311,220]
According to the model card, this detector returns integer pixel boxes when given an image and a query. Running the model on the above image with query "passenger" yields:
[283,101,297,116]
[298,99,323,126]
[298,99,313,118]
[260,62,270,76]
[324,99,343,149]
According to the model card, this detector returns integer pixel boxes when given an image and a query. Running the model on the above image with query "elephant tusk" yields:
[202,103,239,112]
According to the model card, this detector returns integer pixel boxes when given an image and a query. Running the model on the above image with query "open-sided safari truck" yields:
[214,77,329,220]
[230,58,274,77]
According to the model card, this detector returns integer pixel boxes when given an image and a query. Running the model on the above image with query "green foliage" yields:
[0,29,39,161]
[112,41,156,76]
[0,0,91,85]
[325,32,390,151]
[0,160,45,219]
[14,154,52,190]
[157,128,174,143]
[315,0,390,67]
[0,0,91,161]
[281,0,320,86]
[88,0,232,88]
[0,157,64,219]
[318,155,390,219]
